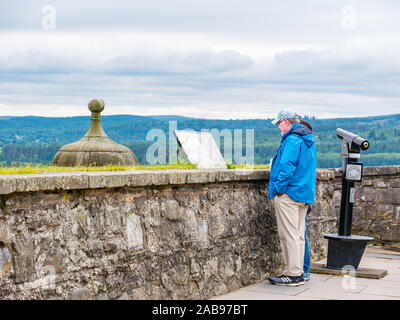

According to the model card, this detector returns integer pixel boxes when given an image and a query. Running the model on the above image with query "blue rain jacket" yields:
[268,124,317,204]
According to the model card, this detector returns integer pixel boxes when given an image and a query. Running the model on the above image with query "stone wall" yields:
[330,166,400,245]
[0,166,397,300]
[0,170,273,300]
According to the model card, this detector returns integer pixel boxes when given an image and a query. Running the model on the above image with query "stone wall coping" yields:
[0,166,397,195]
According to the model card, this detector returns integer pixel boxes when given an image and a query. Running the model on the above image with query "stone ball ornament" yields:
[88,98,105,113]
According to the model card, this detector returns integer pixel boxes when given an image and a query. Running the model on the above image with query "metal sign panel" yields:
[346,163,363,181]
[173,130,227,169]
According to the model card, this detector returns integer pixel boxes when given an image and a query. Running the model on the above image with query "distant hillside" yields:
[148,115,196,121]
[0,113,399,168]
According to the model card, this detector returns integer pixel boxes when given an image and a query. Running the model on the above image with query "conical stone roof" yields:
[52,99,139,167]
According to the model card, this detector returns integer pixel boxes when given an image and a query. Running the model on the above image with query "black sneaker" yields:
[268,274,304,286]
[298,274,305,285]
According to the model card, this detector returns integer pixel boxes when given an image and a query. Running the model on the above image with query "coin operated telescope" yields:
[323,128,374,270]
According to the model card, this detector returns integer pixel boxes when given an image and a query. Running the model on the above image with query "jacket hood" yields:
[283,124,315,148]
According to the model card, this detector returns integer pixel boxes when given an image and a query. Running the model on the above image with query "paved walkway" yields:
[213,246,400,300]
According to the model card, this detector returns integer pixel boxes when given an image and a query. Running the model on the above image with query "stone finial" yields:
[84,99,108,138]
[51,99,139,167]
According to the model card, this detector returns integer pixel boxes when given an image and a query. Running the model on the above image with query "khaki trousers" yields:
[274,193,308,277]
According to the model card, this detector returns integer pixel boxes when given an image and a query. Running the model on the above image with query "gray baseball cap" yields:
[271,108,297,125]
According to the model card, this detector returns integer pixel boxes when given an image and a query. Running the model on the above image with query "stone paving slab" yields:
[213,247,400,300]
[365,247,400,255]
[381,260,400,274]
[297,288,399,300]
[377,274,400,282]
[243,281,309,296]
[359,285,400,298]
[342,274,400,287]
[310,262,387,279]
[213,289,319,300]
[305,275,368,294]
[364,252,400,260]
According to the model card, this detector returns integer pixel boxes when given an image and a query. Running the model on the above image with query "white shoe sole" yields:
[274,282,301,287]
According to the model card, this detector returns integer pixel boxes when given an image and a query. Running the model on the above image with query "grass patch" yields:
[0,163,197,175]
[226,163,270,170]
[0,162,270,175]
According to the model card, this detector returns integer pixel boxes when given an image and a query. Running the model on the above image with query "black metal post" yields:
[338,156,355,236]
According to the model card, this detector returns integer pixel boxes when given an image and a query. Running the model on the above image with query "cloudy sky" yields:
[0,0,399,119]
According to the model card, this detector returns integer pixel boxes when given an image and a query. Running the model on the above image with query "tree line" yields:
[0,113,399,168]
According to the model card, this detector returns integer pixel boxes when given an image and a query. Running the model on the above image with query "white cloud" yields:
[0,1,400,119]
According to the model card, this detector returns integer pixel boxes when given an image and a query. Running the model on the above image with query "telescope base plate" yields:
[323,234,374,270]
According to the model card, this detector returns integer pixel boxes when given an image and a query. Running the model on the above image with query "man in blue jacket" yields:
[268,108,317,286]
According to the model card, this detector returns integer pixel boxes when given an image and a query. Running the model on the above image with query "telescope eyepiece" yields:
[361,141,369,150]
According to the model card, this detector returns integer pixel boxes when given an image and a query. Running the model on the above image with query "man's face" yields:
[277,118,291,135]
